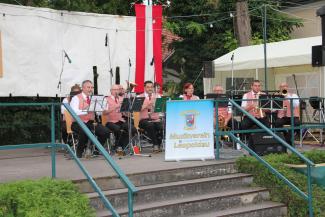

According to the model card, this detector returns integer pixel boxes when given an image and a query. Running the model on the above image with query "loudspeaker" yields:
[203,61,214,78]
[248,132,287,156]
[312,45,325,67]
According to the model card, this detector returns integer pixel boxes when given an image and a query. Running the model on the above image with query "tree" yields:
[164,0,303,97]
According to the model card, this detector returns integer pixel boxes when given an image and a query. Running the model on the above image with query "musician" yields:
[139,80,163,153]
[275,82,300,144]
[102,85,136,155]
[70,80,110,158]
[61,84,81,144]
[213,85,233,129]
[180,83,200,100]
[118,85,126,97]
[241,80,270,129]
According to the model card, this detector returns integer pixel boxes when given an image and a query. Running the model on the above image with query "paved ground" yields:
[0,141,323,184]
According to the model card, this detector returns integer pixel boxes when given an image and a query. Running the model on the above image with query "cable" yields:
[267,5,317,22]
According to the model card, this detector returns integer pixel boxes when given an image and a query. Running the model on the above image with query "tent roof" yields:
[213,36,322,71]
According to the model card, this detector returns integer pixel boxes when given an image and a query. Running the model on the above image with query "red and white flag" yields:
[134,4,163,93]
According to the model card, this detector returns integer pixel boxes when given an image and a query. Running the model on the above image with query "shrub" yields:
[236,151,325,217]
[0,178,95,217]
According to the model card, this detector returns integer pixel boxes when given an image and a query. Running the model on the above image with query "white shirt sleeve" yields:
[70,95,88,115]
[61,97,69,114]
[241,93,248,108]
[288,94,300,108]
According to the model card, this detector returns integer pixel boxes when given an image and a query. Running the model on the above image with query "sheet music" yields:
[87,95,107,112]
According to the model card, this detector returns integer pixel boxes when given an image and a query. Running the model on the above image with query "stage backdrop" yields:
[165,100,215,161]
[0,3,136,97]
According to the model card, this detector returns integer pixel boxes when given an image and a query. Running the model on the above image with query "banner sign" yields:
[165,100,215,161]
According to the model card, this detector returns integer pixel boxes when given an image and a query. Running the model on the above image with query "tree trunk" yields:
[26,0,33,6]
[235,0,252,46]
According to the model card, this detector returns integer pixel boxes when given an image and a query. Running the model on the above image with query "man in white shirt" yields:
[70,80,110,158]
[275,82,300,145]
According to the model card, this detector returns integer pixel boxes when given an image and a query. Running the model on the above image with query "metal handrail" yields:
[0,102,138,217]
[215,99,315,217]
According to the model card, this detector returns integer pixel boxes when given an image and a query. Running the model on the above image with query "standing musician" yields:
[70,80,110,158]
[139,80,163,153]
[102,85,136,155]
[275,82,300,144]
[241,80,270,129]
[181,82,200,100]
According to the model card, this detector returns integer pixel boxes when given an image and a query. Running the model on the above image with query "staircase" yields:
[73,160,287,217]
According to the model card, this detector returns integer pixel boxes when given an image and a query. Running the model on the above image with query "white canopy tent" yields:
[213,36,321,71]
[207,36,323,97]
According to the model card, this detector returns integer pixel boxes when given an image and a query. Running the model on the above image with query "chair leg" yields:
[71,134,76,154]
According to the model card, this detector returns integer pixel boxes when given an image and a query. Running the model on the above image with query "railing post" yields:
[307,164,314,217]
[215,100,220,160]
[290,98,295,147]
[51,103,56,178]
[128,189,134,217]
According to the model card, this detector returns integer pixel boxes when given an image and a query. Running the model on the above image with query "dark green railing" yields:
[215,98,316,217]
[0,102,137,217]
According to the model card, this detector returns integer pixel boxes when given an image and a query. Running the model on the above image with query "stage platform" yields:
[0,147,243,183]
[0,143,324,184]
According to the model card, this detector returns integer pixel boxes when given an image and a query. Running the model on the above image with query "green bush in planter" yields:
[0,178,95,217]
[236,150,325,217]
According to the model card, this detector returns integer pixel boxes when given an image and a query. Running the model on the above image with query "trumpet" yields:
[126,80,137,92]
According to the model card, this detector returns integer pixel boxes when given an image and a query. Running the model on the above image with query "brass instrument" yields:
[126,80,137,92]
[255,92,264,118]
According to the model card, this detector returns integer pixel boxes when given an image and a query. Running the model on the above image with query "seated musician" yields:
[212,85,239,131]
[275,82,300,144]
[241,80,270,129]
[61,84,81,144]
[102,85,136,155]
[180,83,200,100]
[139,81,163,153]
[70,80,110,158]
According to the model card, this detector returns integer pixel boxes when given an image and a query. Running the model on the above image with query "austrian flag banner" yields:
[135,4,163,93]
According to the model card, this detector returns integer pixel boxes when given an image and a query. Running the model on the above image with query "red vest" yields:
[77,94,95,122]
[243,91,265,118]
[104,96,124,123]
[139,93,160,121]
[277,94,300,118]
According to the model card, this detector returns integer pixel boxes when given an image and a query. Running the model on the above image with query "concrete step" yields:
[74,160,237,193]
[96,187,270,217]
[187,202,287,217]
[89,173,253,211]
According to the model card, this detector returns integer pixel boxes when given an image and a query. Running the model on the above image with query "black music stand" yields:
[206,93,228,107]
[258,94,284,110]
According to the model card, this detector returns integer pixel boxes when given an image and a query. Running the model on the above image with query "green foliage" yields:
[236,151,325,217]
[0,98,61,146]
[0,178,95,217]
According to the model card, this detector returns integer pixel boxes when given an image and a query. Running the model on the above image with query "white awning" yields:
[213,36,322,71]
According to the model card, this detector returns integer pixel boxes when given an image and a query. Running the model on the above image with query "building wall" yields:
[284,1,323,38]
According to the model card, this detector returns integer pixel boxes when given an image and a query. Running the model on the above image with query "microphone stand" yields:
[230,53,237,149]
[106,33,113,87]
[57,50,67,100]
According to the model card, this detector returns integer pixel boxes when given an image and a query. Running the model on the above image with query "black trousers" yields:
[139,119,163,147]
[241,116,270,130]
[71,121,110,157]
[275,117,300,144]
[106,121,136,149]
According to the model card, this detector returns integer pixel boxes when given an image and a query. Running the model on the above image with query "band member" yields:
[102,85,136,155]
[118,84,126,97]
[241,80,270,129]
[181,83,200,100]
[213,85,234,129]
[70,80,110,158]
[139,80,163,153]
[61,84,81,144]
[275,82,300,144]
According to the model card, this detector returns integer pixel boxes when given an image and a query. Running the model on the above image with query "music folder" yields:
[154,97,169,113]
[120,97,145,112]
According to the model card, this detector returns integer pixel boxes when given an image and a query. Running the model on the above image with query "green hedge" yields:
[236,150,325,217]
[0,178,95,217]
[0,97,61,146]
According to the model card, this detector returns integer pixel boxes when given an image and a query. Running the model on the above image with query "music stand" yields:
[206,93,228,107]
[154,97,169,113]
[83,95,107,158]
[258,94,283,110]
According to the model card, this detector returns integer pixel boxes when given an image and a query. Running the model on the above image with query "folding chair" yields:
[132,112,152,150]
[63,111,78,153]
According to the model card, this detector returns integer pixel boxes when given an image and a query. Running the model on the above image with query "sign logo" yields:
[181,110,199,130]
